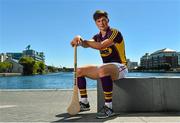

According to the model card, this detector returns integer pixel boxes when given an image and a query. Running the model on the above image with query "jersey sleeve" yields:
[109,28,123,43]
[92,34,100,42]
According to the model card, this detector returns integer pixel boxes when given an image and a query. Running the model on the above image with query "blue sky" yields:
[0,0,180,67]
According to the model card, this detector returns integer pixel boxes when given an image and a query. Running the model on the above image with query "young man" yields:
[71,10,128,119]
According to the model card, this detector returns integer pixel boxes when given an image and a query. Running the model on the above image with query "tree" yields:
[32,61,39,74]
[19,56,35,75]
[37,61,45,74]
[19,57,46,75]
[0,61,12,73]
[47,65,58,73]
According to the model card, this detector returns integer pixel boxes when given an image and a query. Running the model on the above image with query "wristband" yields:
[78,38,84,46]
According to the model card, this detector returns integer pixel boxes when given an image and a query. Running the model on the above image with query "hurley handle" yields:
[74,46,77,86]
[66,45,80,115]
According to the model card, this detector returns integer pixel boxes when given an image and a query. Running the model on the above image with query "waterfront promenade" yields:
[0,89,180,122]
[0,73,22,77]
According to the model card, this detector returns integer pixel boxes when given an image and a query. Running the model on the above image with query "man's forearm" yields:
[82,38,113,50]
[82,40,102,49]
[80,40,89,48]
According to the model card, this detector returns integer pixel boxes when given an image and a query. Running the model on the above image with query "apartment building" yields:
[140,48,179,69]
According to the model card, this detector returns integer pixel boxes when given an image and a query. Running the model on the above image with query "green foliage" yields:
[18,57,74,74]
[19,56,46,75]
[19,56,34,75]
[37,61,45,74]
[62,67,73,72]
[32,61,39,74]
[0,61,13,73]
[47,66,58,73]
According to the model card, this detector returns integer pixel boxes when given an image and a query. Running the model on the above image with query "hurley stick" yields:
[67,46,80,115]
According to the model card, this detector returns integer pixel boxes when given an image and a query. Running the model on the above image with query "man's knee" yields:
[98,66,108,77]
[77,68,84,77]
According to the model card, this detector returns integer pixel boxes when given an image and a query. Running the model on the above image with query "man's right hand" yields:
[71,35,82,47]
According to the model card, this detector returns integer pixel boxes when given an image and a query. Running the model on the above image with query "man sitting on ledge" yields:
[70,10,128,119]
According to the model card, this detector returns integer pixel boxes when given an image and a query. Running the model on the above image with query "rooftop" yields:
[152,48,176,55]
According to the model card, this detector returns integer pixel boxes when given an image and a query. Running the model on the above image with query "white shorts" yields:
[100,62,128,80]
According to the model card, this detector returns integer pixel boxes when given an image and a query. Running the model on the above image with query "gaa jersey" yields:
[93,27,127,65]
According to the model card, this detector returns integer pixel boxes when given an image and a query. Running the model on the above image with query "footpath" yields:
[0,89,180,122]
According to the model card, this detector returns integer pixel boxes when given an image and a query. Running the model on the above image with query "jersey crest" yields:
[100,47,112,57]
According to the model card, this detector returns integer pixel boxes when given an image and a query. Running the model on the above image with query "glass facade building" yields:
[5,49,45,62]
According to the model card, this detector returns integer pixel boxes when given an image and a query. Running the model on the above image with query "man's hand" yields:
[71,35,82,47]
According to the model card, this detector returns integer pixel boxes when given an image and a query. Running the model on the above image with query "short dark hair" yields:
[93,10,108,21]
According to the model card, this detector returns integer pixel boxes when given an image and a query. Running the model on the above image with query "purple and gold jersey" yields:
[93,27,127,65]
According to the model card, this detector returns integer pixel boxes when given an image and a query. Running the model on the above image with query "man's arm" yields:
[81,39,114,50]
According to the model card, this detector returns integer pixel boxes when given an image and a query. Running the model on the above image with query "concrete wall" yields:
[97,78,180,113]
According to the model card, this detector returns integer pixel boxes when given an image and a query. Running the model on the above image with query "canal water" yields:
[0,72,179,89]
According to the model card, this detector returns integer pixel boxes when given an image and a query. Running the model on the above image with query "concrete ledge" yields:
[97,77,180,113]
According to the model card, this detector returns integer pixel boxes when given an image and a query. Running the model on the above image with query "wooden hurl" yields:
[67,46,80,115]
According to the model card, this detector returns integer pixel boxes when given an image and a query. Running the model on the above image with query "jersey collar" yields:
[99,26,111,40]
